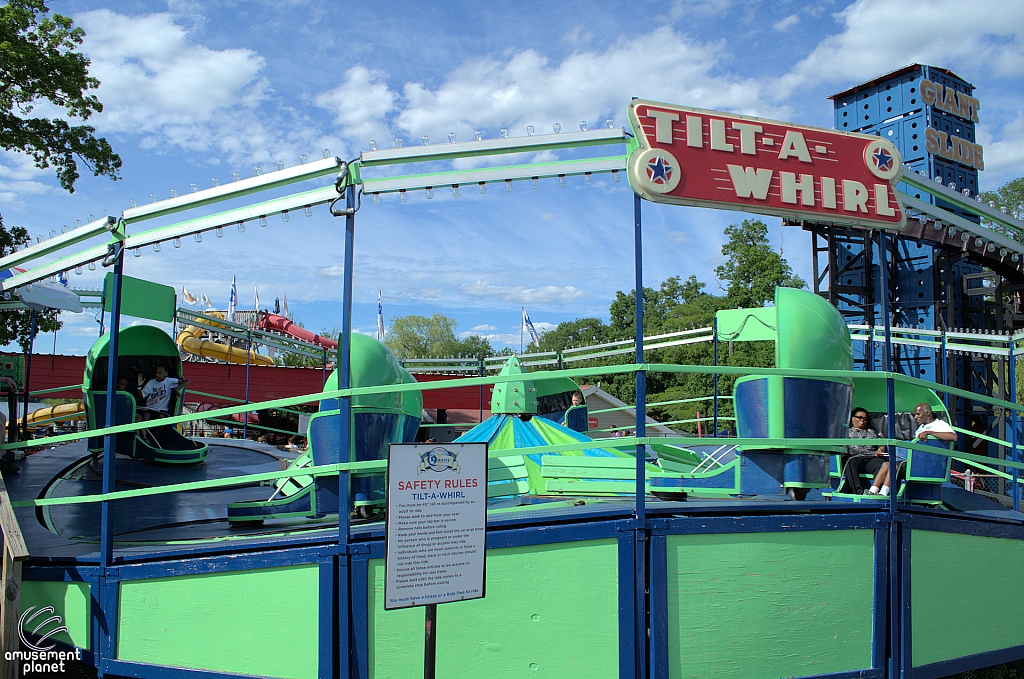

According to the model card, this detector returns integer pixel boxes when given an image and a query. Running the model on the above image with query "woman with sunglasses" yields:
[841,407,888,495]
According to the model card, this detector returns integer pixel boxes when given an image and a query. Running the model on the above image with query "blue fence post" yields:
[21,310,36,441]
[1010,335,1019,512]
[243,328,252,440]
[712,316,719,437]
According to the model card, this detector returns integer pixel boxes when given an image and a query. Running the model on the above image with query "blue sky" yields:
[4,0,1024,355]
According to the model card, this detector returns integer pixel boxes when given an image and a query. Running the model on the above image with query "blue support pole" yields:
[338,184,355,539]
[712,316,719,438]
[633,193,646,515]
[21,310,36,441]
[940,333,949,413]
[632,191,647,679]
[878,230,901,679]
[1010,336,1019,512]
[243,329,251,440]
[100,243,124,566]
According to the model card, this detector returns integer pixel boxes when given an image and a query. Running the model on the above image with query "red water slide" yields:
[258,313,338,350]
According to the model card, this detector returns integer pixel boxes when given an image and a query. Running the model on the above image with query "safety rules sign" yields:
[384,442,488,610]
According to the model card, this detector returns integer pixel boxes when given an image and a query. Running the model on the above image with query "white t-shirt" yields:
[915,417,955,439]
[141,377,179,412]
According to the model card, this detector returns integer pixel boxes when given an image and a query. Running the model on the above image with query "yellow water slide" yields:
[176,321,274,366]
[19,401,86,429]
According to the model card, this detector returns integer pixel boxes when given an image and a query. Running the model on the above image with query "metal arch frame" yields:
[9,107,1024,679]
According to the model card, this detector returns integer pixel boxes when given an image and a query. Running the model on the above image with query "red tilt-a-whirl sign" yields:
[627,100,906,230]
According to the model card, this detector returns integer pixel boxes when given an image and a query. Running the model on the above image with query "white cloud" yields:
[79,10,265,130]
[469,324,497,332]
[314,66,396,144]
[319,27,776,147]
[460,280,586,304]
[773,14,800,31]
[980,114,1024,178]
[76,9,337,164]
[779,0,1024,93]
[0,152,54,203]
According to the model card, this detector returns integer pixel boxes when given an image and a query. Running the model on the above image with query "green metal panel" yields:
[20,581,91,650]
[911,530,1024,667]
[715,307,777,342]
[850,377,946,415]
[117,564,319,679]
[322,333,411,412]
[103,273,176,323]
[366,539,620,679]
[665,530,874,679]
[775,287,853,371]
[490,356,537,414]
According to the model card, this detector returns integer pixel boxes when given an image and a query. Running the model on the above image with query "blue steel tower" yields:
[803,64,1014,437]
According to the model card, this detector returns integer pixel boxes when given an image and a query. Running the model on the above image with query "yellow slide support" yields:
[176,324,274,366]
[18,401,86,429]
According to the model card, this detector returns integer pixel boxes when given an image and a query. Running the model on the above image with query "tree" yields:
[0,218,60,349]
[384,313,492,360]
[715,219,805,308]
[0,0,122,350]
[537,318,610,353]
[979,177,1024,243]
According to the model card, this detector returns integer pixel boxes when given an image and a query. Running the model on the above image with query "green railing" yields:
[4,363,1023,515]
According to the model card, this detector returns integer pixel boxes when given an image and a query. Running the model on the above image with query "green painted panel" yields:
[715,307,777,343]
[367,539,619,679]
[666,530,874,679]
[911,530,1024,667]
[775,287,853,371]
[20,581,91,650]
[103,273,176,322]
[117,564,319,679]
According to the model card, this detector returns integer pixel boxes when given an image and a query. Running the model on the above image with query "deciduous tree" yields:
[0,0,122,349]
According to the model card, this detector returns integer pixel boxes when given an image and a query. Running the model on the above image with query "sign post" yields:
[385,442,488,679]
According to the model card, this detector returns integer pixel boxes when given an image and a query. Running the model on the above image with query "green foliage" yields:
[538,219,803,433]
[0,0,121,190]
[715,219,805,308]
[0,1,121,350]
[537,317,610,352]
[979,177,1024,242]
[0,216,60,350]
[384,313,493,360]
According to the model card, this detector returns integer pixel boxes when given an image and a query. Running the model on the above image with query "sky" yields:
[4,0,1024,356]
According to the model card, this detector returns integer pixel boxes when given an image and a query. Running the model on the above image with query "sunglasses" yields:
[852,415,867,420]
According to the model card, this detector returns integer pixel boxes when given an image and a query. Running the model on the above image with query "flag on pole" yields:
[274,297,280,315]
[522,307,540,348]
[182,287,198,305]
[376,291,386,340]
[283,293,289,318]
[228,276,237,321]
[254,284,260,311]
[201,291,212,309]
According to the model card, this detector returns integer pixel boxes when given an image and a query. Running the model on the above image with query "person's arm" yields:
[174,378,191,394]
[919,428,957,442]
[917,420,958,442]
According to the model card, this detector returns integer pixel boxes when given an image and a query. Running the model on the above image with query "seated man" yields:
[841,407,887,495]
[866,402,957,496]
[138,365,190,421]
